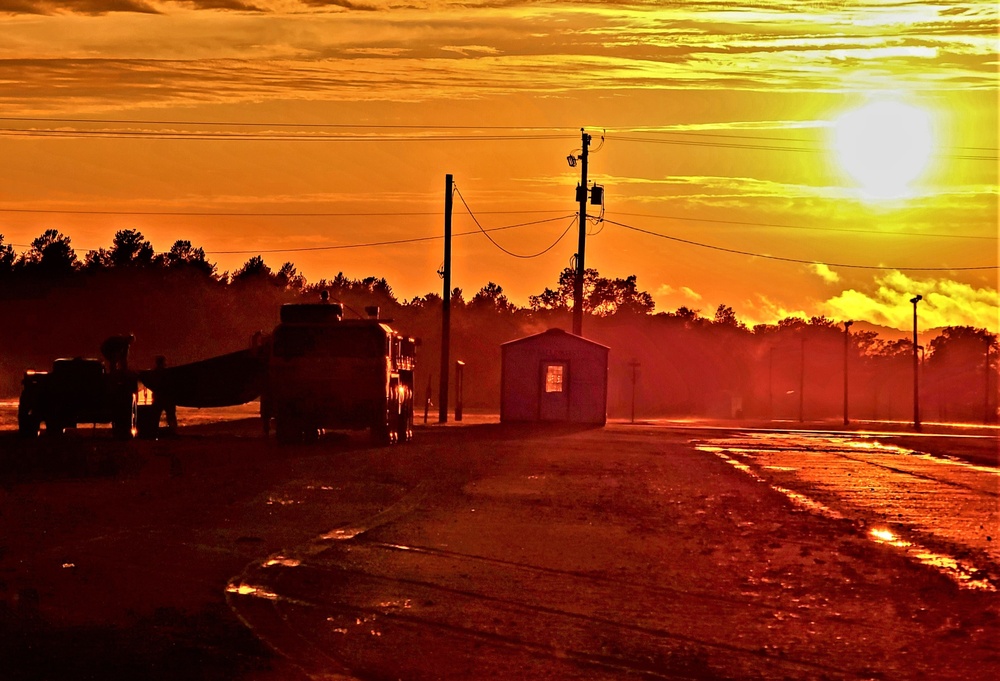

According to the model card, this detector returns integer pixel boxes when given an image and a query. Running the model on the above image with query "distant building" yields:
[500,328,608,425]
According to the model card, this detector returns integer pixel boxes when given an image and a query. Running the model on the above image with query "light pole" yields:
[843,320,853,426]
[985,338,994,425]
[799,336,806,423]
[910,295,922,431]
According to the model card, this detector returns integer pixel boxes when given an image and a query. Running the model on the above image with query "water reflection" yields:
[696,432,998,592]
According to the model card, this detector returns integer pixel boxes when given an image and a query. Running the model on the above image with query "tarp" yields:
[139,349,265,408]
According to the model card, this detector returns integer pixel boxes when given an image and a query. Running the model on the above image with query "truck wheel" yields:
[44,419,66,436]
[112,393,137,440]
[371,414,393,446]
[17,410,41,438]
[136,405,160,439]
[275,418,301,445]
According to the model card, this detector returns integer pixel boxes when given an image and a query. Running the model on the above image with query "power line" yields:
[47,214,572,255]
[5,117,994,153]
[0,129,570,142]
[607,211,998,241]
[604,218,998,272]
[0,207,568,218]
[454,185,576,259]
[209,214,576,254]
[607,134,998,161]
[0,116,577,131]
[2,205,991,241]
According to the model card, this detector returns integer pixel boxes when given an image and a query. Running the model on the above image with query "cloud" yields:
[0,0,160,14]
[298,0,379,9]
[441,44,499,56]
[810,263,840,284]
[178,1,267,10]
[680,286,701,301]
[822,271,999,331]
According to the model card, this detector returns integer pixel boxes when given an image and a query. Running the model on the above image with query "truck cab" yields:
[18,357,138,438]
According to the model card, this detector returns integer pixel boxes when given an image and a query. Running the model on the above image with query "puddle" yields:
[868,528,995,592]
[696,432,998,592]
[226,582,280,601]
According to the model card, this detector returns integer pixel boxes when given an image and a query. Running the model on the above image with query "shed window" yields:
[544,364,564,393]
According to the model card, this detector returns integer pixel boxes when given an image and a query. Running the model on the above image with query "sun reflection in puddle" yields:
[868,528,995,592]
[263,555,302,568]
[226,582,280,601]
[322,526,364,540]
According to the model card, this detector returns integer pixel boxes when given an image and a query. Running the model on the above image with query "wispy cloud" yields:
[0,1,161,14]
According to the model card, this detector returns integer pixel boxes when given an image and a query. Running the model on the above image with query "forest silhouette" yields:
[1,229,996,423]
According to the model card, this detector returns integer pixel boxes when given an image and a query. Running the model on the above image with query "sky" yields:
[0,0,997,331]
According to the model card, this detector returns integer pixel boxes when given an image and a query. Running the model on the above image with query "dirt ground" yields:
[0,417,997,680]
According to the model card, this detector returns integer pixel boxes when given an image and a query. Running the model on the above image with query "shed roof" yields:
[501,327,610,350]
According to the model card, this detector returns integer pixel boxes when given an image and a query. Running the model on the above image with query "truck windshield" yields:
[273,326,385,359]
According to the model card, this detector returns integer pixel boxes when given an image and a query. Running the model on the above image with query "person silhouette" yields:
[100,334,134,373]
[152,355,178,435]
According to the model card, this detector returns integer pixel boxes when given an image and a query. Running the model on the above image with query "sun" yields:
[833,100,934,199]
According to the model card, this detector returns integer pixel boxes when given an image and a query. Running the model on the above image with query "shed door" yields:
[539,361,569,421]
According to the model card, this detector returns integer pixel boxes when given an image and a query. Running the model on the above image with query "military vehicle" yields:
[261,303,415,444]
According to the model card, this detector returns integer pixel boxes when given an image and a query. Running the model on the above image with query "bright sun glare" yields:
[833,100,934,199]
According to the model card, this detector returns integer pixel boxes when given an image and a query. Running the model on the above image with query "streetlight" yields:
[843,320,853,426]
[799,336,806,423]
[985,338,994,425]
[910,295,922,431]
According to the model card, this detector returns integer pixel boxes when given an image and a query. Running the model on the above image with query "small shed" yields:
[500,328,609,425]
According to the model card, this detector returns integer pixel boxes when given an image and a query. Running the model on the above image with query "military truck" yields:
[18,357,139,439]
[261,303,415,444]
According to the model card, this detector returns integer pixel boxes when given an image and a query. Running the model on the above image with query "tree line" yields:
[1,228,996,423]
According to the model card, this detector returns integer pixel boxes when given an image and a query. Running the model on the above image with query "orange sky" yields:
[1,1,996,331]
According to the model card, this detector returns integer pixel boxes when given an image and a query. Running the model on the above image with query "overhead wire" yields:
[453,185,577,259]
[603,218,998,272]
[3,116,995,152]
[606,211,998,241]
[4,215,576,254]
[0,128,571,142]
[0,207,568,218]
[1,204,991,241]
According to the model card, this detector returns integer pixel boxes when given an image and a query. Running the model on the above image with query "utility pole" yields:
[910,295,922,431]
[572,129,591,337]
[768,347,774,420]
[843,320,853,426]
[439,174,453,424]
[629,359,640,423]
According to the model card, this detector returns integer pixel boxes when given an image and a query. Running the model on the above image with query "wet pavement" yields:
[2,414,997,680]
[694,430,999,592]
[225,423,1000,681]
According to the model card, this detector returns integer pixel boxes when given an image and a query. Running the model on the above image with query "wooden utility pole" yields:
[629,359,640,423]
[572,129,591,337]
[439,174,453,424]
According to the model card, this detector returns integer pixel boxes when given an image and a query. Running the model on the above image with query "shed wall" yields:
[501,332,608,424]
